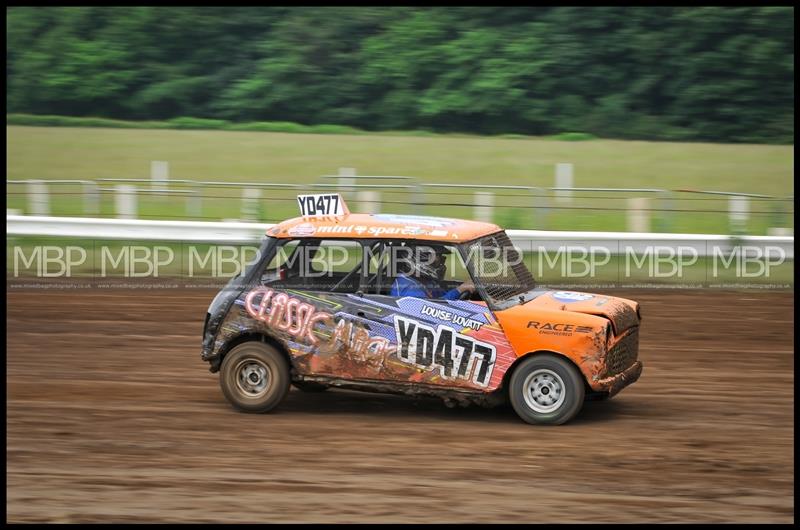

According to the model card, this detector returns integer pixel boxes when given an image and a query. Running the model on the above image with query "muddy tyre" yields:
[509,354,585,425]
[220,342,291,413]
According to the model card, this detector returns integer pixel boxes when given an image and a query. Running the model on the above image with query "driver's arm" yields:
[441,281,474,300]
[441,288,460,300]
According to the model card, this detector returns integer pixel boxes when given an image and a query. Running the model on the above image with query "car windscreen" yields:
[460,231,536,309]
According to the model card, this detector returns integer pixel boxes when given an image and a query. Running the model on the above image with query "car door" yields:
[354,239,507,390]
[240,237,389,379]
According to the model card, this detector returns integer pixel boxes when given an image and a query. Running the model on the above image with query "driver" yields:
[390,246,475,300]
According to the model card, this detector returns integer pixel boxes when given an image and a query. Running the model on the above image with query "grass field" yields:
[6,125,795,234]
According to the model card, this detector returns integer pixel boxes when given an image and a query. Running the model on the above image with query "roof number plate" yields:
[297,193,349,217]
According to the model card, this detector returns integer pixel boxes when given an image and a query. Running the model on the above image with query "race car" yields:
[200,193,642,425]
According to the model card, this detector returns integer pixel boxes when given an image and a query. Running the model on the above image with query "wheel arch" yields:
[500,350,592,395]
[215,331,294,374]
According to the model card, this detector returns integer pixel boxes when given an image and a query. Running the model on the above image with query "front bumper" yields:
[593,360,643,397]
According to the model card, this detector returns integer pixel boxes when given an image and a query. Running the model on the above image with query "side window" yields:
[260,239,300,286]
[442,245,471,284]
[381,241,471,300]
[304,239,363,292]
[261,239,363,293]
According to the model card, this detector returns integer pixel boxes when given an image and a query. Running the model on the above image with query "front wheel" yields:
[220,342,291,413]
[509,354,585,425]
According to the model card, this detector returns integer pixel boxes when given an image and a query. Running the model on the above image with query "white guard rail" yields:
[6,215,794,258]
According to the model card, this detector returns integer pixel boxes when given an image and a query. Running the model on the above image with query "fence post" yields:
[729,195,749,234]
[555,163,573,203]
[530,187,549,229]
[338,167,355,201]
[412,182,426,216]
[187,185,202,219]
[767,197,790,236]
[115,185,137,219]
[474,191,495,223]
[358,190,380,214]
[654,190,673,232]
[84,181,100,216]
[28,180,50,216]
[242,188,261,221]
[627,197,650,232]
[151,161,169,193]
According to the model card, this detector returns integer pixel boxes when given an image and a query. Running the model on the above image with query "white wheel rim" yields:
[235,359,271,398]
[522,368,566,413]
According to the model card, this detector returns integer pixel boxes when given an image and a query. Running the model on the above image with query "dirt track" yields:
[6,287,794,523]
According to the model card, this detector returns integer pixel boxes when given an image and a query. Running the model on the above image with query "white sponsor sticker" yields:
[288,223,316,237]
[552,291,594,302]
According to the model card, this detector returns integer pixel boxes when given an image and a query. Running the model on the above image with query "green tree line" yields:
[6,6,794,143]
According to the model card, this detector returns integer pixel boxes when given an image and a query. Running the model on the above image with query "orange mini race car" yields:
[201,194,642,425]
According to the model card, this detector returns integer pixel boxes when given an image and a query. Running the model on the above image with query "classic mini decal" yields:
[244,288,332,345]
[242,288,396,372]
[226,288,517,391]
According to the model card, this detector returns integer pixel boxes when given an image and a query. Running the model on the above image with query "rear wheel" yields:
[220,342,291,413]
[509,354,585,425]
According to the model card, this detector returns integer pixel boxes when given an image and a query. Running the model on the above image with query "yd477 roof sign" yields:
[297,194,350,217]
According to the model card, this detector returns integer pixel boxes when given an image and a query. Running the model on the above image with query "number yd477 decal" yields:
[393,315,496,387]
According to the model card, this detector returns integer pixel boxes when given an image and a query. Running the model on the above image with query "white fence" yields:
[7,215,794,258]
[8,169,795,235]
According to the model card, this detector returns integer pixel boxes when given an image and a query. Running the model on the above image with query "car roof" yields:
[266,213,502,243]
